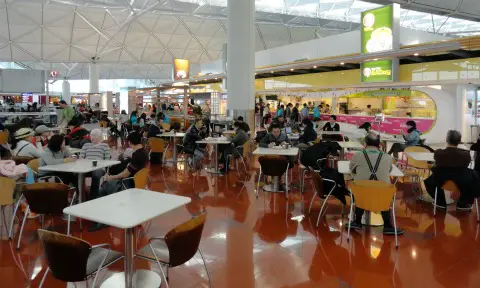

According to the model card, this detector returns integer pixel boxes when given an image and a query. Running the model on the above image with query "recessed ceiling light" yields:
[215,78,218,80]
[271,71,274,73]
[340,62,344,65]
[290,69,294,71]
[313,66,317,68]
[373,58,378,61]
[341,72,344,74]
[413,53,419,56]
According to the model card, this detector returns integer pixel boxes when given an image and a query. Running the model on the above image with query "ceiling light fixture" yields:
[290,69,294,71]
[313,66,317,68]
[340,62,345,65]
[271,71,274,73]
[373,58,378,61]
[413,53,419,56]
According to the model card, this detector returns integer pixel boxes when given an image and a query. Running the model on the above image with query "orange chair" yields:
[433,180,480,220]
[347,180,399,248]
[121,168,150,190]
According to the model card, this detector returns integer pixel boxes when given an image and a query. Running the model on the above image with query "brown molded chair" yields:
[12,156,35,165]
[121,168,149,190]
[37,229,123,288]
[434,180,480,221]
[307,172,341,227]
[27,158,40,174]
[15,183,77,250]
[256,155,290,199]
[0,131,11,158]
[136,213,210,287]
[0,176,16,237]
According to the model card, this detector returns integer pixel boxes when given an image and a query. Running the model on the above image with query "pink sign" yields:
[320,114,434,135]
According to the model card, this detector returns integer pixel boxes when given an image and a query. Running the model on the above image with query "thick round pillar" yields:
[227,0,255,127]
[62,80,71,105]
[89,63,99,93]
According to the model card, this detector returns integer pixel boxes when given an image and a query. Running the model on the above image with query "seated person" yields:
[236,116,250,132]
[34,125,51,149]
[147,113,164,138]
[38,135,77,184]
[259,123,290,148]
[322,115,340,131]
[347,134,404,235]
[65,118,90,148]
[270,115,286,129]
[138,113,147,128]
[470,134,480,173]
[388,120,421,159]
[297,119,317,149]
[79,129,111,201]
[424,130,478,210]
[183,118,207,169]
[219,121,249,173]
[11,128,42,158]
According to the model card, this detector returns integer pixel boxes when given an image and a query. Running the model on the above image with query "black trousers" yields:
[354,208,393,228]
[388,143,406,159]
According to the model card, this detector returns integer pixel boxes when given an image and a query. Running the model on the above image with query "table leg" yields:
[172,137,177,162]
[206,144,222,174]
[77,173,85,229]
[340,147,345,160]
[125,227,135,288]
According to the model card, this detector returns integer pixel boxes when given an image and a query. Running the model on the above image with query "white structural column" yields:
[89,63,100,93]
[62,79,71,104]
[227,0,255,126]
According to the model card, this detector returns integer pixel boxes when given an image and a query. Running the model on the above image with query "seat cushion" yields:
[86,248,123,276]
[136,239,170,264]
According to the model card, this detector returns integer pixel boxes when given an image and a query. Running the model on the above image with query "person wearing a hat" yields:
[11,128,42,158]
[34,125,51,149]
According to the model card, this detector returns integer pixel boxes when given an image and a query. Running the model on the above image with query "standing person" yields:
[262,104,272,127]
[470,134,480,173]
[313,104,321,121]
[79,129,111,202]
[388,120,421,159]
[130,111,138,125]
[300,103,309,121]
[138,113,147,128]
[277,105,285,117]
[346,134,404,235]
[11,128,42,158]
[285,103,292,122]
[58,100,75,134]
[291,103,300,123]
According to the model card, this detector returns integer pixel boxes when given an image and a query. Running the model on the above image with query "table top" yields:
[287,134,300,140]
[338,161,404,177]
[197,138,231,145]
[222,130,236,135]
[253,147,299,156]
[157,132,186,138]
[39,159,120,174]
[318,130,343,135]
[63,189,191,229]
[406,152,434,162]
[66,147,83,154]
[338,141,364,149]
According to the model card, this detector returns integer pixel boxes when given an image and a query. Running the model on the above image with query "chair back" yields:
[350,180,396,213]
[258,155,289,177]
[28,158,40,174]
[149,138,165,153]
[404,146,431,169]
[0,131,9,145]
[99,121,108,128]
[12,156,35,165]
[134,168,149,189]
[161,123,171,131]
[38,229,91,282]
[442,180,459,193]
[22,183,71,215]
[165,213,207,267]
[242,141,250,158]
[0,176,16,205]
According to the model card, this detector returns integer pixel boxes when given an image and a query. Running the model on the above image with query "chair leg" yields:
[316,195,331,227]
[433,187,438,216]
[148,244,169,288]
[1,206,8,237]
[285,167,289,200]
[476,198,480,222]
[392,198,399,249]
[347,200,354,243]
[198,248,211,288]
[308,192,318,215]
[9,196,23,239]
[256,170,262,199]
[39,267,50,288]
[17,206,29,250]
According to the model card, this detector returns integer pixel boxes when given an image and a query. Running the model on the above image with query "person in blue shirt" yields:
[130,111,138,125]
[313,104,321,121]
[277,105,284,117]
[388,120,421,159]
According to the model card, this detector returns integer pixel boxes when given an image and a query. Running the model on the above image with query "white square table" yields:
[157,132,186,164]
[197,138,232,174]
[253,147,299,192]
[63,189,191,288]
[337,141,364,159]
[39,159,120,206]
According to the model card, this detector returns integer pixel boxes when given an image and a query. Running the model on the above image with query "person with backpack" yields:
[65,118,90,148]
[346,134,404,235]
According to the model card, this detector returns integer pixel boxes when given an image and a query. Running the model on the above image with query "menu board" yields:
[173,59,190,80]
[360,4,399,83]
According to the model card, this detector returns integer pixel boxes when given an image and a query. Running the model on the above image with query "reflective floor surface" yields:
[2,152,480,288]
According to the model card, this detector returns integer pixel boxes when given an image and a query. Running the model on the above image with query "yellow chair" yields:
[0,131,11,157]
[402,146,432,194]
[161,123,171,131]
[121,168,150,190]
[348,180,399,248]
[148,138,165,154]
[0,176,16,236]
[27,158,40,175]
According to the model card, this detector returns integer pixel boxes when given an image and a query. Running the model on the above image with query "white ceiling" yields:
[0,0,479,82]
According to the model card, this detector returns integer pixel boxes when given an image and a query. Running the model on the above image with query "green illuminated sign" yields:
[361,60,393,82]
[361,5,394,54]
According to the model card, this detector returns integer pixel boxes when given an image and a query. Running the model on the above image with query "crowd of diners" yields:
[1,99,480,236]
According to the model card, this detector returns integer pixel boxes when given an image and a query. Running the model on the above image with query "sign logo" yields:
[363,67,372,78]
[173,59,190,80]
[363,13,375,28]
[50,71,58,78]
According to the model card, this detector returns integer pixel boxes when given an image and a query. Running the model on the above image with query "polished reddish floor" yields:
[2,150,480,287]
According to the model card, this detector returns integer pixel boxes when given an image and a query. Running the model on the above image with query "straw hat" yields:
[35,125,51,135]
[14,128,34,140]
